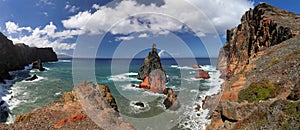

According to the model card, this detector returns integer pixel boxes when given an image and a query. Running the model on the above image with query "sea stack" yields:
[137,43,166,93]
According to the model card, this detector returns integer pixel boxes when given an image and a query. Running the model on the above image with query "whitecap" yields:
[108,72,141,82]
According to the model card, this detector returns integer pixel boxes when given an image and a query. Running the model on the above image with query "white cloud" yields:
[43,12,48,16]
[5,21,77,51]
[138,33,149,38]
[115,36,135,41]
[61,0,253,37]
[5,21,32,34]
[65,4,80,13]
[92,4,101,10]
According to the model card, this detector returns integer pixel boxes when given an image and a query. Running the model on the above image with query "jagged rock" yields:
[54,113,87,128]
[0,66,10,84]
[149,69,166,93]
[25,74,38,81]
[97,84,118,112]
[137,43,165,81]
[32,59,45,71]
[195,70,210,79]
[163,88,180,110]
[208,3,300,129]
[137,44,166,93]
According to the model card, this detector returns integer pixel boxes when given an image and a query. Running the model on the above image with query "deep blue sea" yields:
[0,58,223,130]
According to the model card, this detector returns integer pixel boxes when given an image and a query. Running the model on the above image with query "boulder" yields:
[149,69,166,93]
[32,59,46,71]
[134,102,145,108]
[195,69,210,79]
[25,74,38,81]
[163,88,180,110]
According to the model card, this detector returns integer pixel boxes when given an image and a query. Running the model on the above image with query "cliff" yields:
[207,3,300,129]
[0,32,57,82]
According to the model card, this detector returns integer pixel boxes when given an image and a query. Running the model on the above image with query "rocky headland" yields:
[0,32,58,83]
[206,3,300,129]
[0,81,134,130]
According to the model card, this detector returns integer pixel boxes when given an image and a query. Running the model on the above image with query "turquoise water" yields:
[1,58,223,129]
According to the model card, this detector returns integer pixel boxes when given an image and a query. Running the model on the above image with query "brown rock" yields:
[163,88,180,110]
[195,70,210,79]
[32,59,45,71]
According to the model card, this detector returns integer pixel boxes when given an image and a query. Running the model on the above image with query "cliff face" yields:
[0,32,57,82]
[208,3,300,129]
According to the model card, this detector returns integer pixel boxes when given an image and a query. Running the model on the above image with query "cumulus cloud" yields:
[5,21,32,34]
[61,0,253,36]
[5,21,78,51]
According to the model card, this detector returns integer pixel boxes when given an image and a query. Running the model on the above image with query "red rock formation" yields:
[195,70,210,79]
[54,114,87,128]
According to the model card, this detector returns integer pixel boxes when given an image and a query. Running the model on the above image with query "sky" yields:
[0,0,299,58]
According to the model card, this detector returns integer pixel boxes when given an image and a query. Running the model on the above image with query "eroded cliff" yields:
[207,3,300,129]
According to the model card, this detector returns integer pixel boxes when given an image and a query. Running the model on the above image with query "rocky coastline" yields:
[205,3,300,129]
[0,32,57,83]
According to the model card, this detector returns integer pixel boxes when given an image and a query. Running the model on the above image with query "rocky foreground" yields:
[206,3,300,129]
[0,81,134,130]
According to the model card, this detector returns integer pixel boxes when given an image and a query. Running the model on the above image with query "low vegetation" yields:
[267,57,280,68]
[238,80,278,103]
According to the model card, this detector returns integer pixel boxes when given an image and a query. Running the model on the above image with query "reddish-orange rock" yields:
[138,73,150,89]
[195,70,210,79]
[54,113,87,128]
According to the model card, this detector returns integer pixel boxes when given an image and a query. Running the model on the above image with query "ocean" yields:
[0,58,223,130]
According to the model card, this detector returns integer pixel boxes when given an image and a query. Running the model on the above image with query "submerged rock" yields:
[134,102,145,108]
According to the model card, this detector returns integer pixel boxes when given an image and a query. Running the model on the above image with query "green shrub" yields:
[238,80,277,103]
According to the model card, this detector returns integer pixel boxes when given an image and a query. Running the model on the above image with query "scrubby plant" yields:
[267,57,279,68]
[238,80,278,103]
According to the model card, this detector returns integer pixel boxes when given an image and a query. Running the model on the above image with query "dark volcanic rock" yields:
[0,32,57,81]
[25,74,38,81]
[32,59,46,71]
[137,43,165,81]
[134,102,145,108]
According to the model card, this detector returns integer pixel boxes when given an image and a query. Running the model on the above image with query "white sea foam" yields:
[120,84,141,91]
[108,72,141,82]
[129,101,151,114]
[177,65,224,130]
[59,60,72,63]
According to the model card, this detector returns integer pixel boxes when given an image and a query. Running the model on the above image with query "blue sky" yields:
[0,0,299,58]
